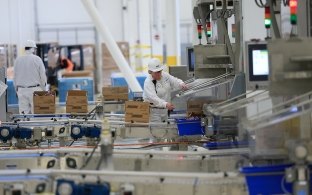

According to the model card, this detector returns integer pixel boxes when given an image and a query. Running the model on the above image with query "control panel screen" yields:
[252,49,269,76]
[247,43,268,82]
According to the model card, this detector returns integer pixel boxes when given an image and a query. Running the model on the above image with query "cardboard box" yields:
[102,42,129,86]
[104,94,128,101]
[33,91,56,114]
[62,70,92,78]
[187,97,224,116]
[66,105,88,113]
[102,86,128,101]
[66,90,88,113]
[125,101,150,123]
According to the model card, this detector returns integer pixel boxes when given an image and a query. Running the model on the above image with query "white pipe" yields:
[0,147,249,156]
[81,0,143,93]
[0,169,239,179]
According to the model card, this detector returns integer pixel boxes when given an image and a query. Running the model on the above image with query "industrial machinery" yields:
[0,117,103,148]
[0,66,7,122]
[171,0,246,144]
[4,0,312,194]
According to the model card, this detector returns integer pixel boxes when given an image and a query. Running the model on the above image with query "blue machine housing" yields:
[56,179,110,195]
[0,126,14,142]
[85,126,101,138]
[77,183,110,195]
[14,127,32,139]
[70,125,85,140]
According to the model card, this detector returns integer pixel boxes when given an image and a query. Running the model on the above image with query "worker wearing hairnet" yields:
[143,58,187,123]
[14,40,47,114]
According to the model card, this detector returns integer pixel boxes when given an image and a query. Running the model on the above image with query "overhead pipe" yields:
[81,0,143,93]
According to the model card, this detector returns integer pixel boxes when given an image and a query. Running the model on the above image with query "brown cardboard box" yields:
[102,86,128,101]
[125,101,150,123]
[66,105,88,113]
[104,94,128,101]
[66,90,88,113]
[33,91,56,114]
[102,42,129,86]
[187,97,224,116]
[62,70,92,78]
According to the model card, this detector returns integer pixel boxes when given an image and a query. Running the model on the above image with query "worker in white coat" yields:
[14,40,47,114]
[143,58,187,123]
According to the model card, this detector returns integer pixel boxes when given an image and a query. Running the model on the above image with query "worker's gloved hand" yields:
[180,83,188,90]
[166,103,175,111]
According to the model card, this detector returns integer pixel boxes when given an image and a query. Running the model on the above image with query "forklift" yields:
[36,43,85,93]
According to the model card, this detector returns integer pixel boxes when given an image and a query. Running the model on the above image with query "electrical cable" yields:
[67,140,75,147]
[79,138,100,170]
[96,155,103,170]
[269,0,281,38]
[255,0,265,8]
[283,0,289,6]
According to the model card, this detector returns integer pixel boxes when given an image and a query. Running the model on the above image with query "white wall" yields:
[242,0,266,41]
[0,0,36,53]
[37,0,124,45]
[0,0,195,54]
[0,0,125,47]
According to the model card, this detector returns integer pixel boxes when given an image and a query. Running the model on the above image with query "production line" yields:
[0,0,312,194]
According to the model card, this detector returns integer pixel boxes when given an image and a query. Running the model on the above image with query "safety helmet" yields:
[148,58,163,72]
[24,40,37,48]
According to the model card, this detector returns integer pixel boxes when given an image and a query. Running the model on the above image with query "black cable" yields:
[269,0,281,38]
[255,0,265,8]
[67,140,75,147]
[79,138,100,170]
[96,155,103,170]
[283,0,289,6]
[259,0,266,7]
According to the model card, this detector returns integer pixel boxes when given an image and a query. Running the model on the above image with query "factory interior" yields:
[0,0,312,194]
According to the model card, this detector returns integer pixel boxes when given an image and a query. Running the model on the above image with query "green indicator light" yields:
[265,19,271,28]
[290,14,297,25]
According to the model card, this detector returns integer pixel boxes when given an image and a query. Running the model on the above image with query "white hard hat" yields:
[25,40,37,48]
[148,58,163,72]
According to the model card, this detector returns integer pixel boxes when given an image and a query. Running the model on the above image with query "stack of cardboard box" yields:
[33,91,55,114]
[125,101,150,123]
[102,86,128,101]
[66,90,88,113]
[102,42,130,86]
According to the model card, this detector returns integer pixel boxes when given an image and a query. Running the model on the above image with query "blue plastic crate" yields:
[175,118,205,136]
[240,164,312,195]
[111,73,147,100]
[58,77,94,102]
[7,80,18,105]
[204,141,249,150]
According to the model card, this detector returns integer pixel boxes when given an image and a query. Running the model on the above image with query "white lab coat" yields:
[14,50,47,114]
[143,72,183,122]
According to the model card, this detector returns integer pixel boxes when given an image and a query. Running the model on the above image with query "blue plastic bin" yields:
[111,73,147,100]
[175,118,205,136]
[58,77,94,103]
[7,80,18,105]
[204,141,249,150]
[240,164,312,195]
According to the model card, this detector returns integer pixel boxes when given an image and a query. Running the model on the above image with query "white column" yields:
[122,0,139,71]
[93,0,103,94]
[136,0,152,72]
[165,0,181,66]
[192,0,198,45]
[123,0,152,73]
[150,0,163,63]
